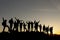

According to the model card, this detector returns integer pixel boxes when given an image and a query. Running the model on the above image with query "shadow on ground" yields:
[0,31,60,40]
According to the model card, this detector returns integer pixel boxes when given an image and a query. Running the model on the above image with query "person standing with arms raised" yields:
[26,21,31,32]
[34,20,40,32]
[9,18,14,31]
[2,17,9,32]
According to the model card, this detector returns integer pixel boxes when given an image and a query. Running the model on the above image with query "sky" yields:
[0,0,60,34]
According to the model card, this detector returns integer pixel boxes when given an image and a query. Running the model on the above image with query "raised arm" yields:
[2,17,4,21]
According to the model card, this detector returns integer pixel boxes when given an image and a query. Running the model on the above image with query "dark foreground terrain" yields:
[0,31,60,40]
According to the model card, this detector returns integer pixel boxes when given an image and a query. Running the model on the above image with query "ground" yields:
[0,31,60,40]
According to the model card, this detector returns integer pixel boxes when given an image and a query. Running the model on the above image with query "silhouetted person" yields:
[45,26,49,34]
[34,20,40,32]
[23,22,26,32]
[2,18,9,32]
[50,27,53,34]
[13,21,17,31]
[9,18,13,31]
[30,21,34,32]
[39,24,42,32]
[43,25,45,32]
[15,17,20,32]
[20,20,24,32]
[26,21,31,32]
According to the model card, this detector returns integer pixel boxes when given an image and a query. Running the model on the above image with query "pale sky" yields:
[0,0,60,34]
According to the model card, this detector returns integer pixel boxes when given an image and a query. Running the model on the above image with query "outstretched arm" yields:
[15,17,17,20]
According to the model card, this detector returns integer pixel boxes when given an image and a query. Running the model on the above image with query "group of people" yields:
[2,17,53,34]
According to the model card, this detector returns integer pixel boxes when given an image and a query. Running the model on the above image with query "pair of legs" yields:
[3,25,9,32]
